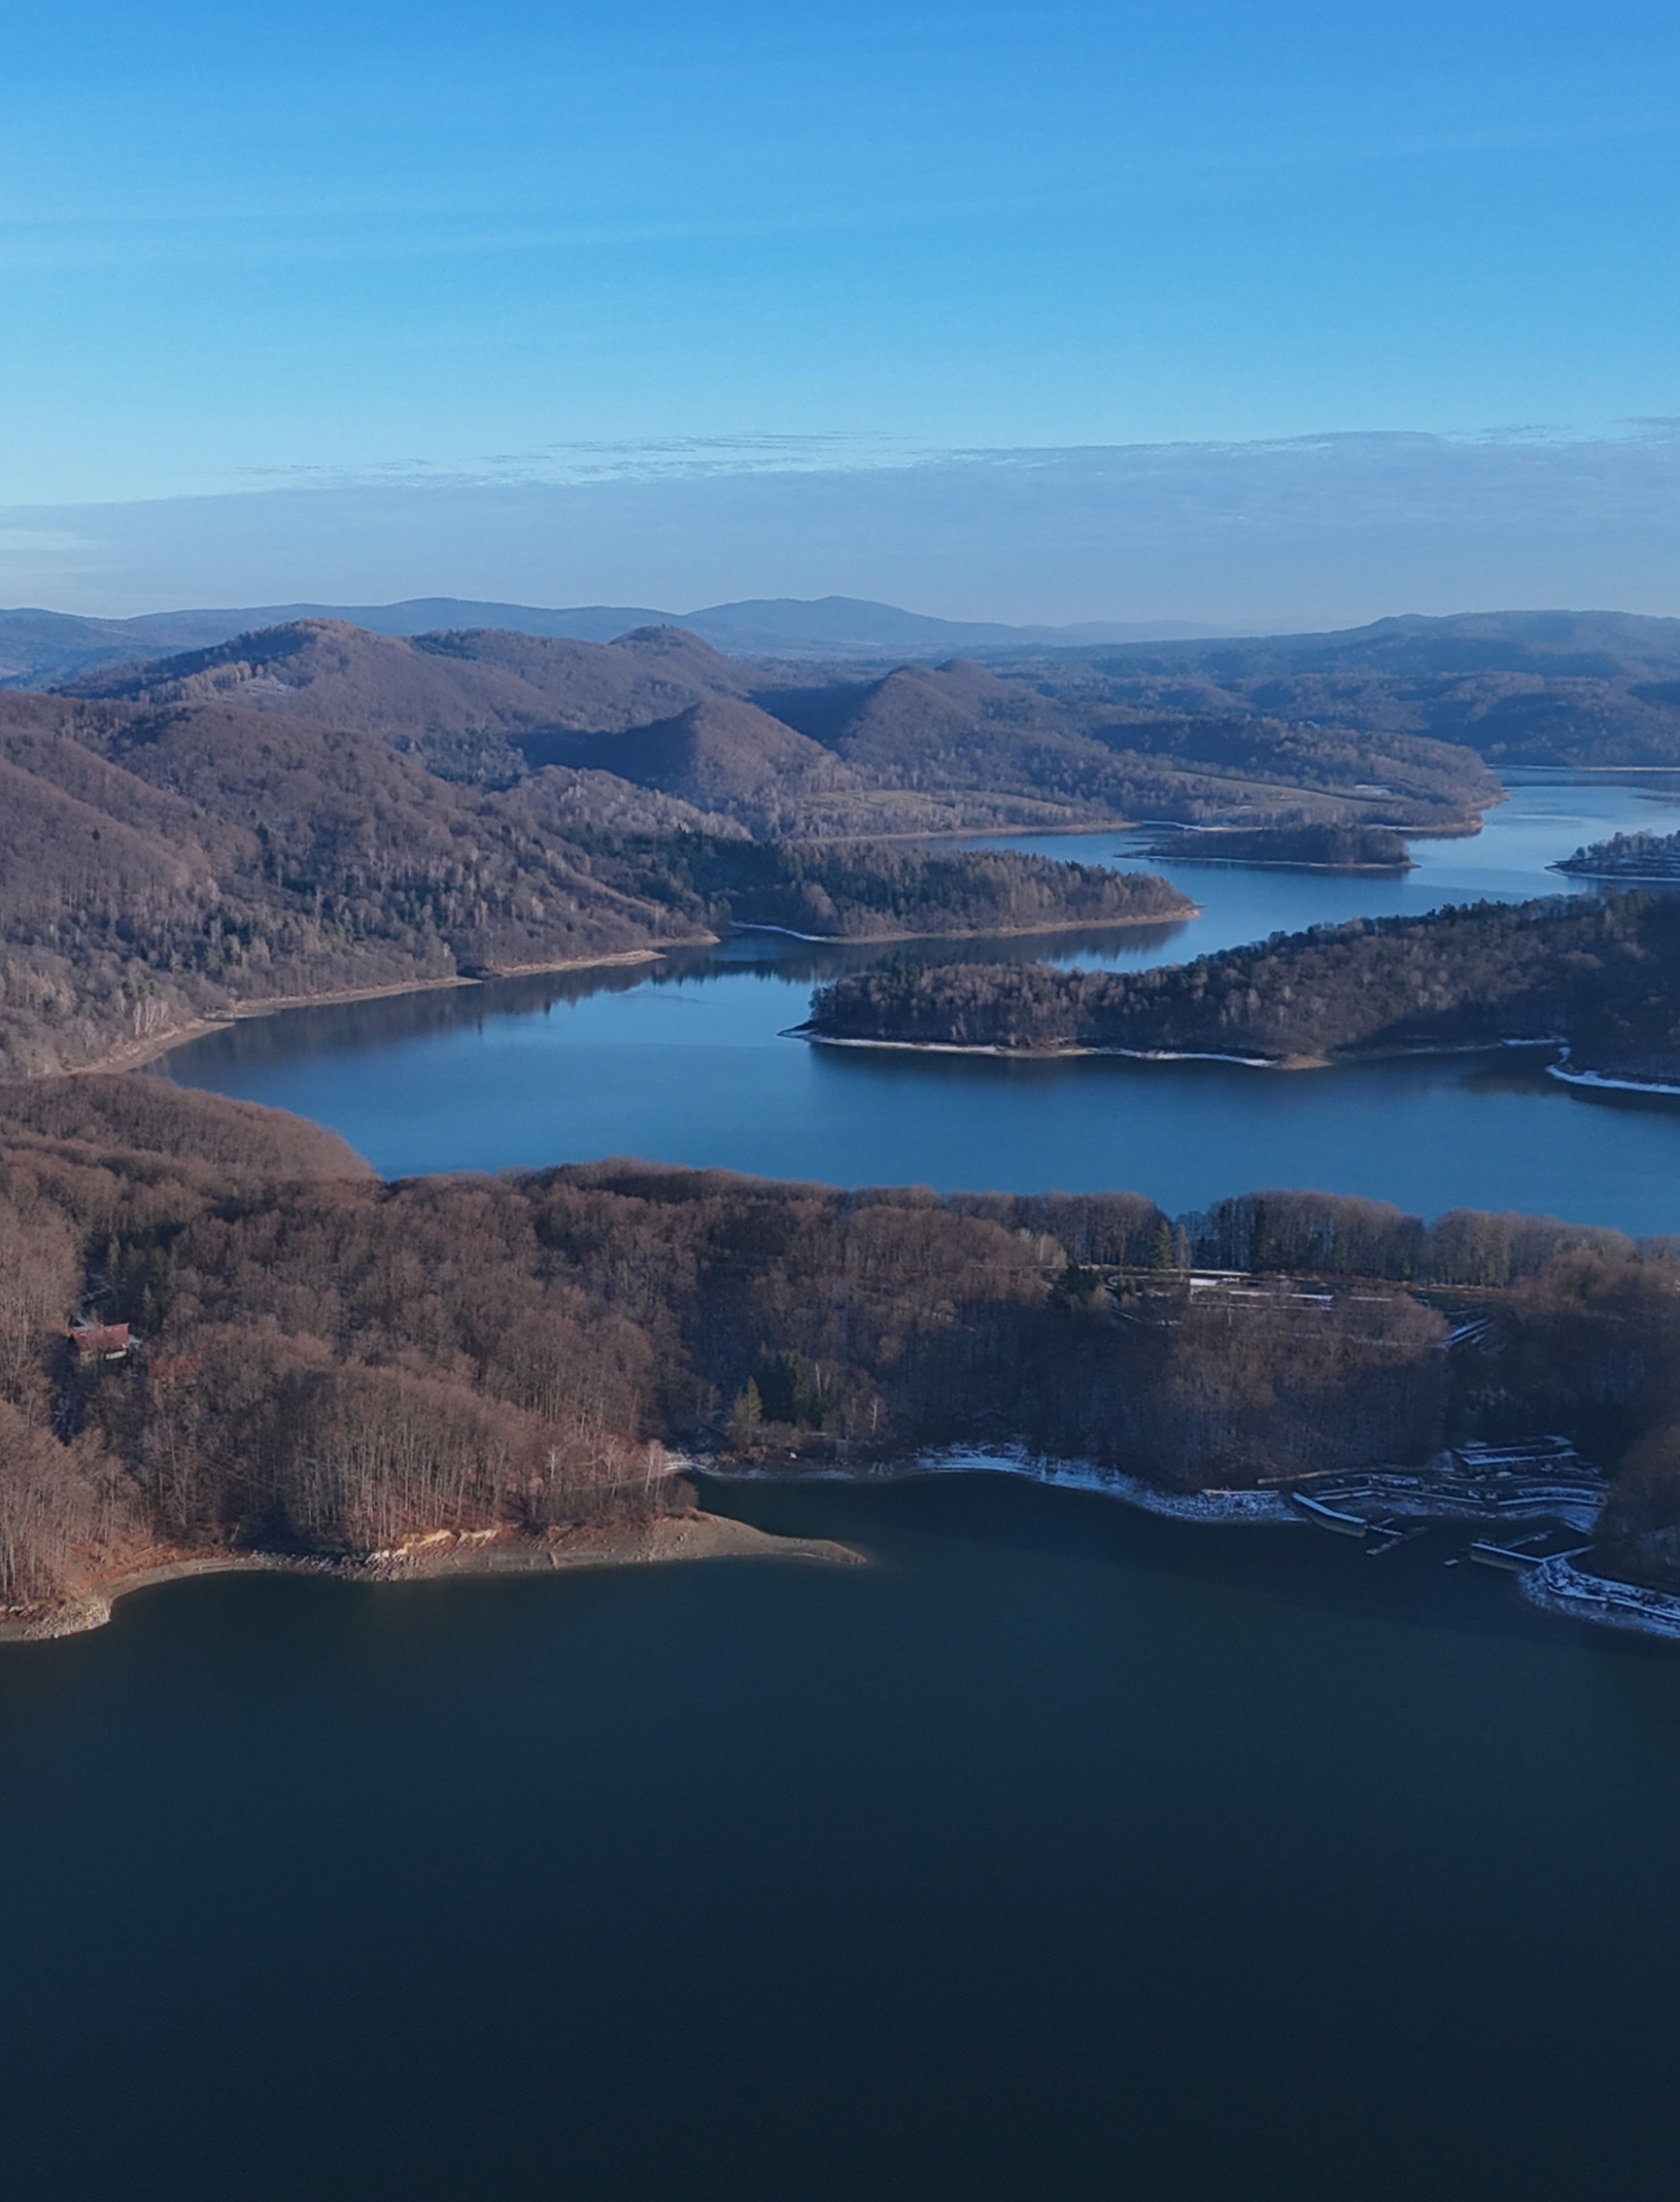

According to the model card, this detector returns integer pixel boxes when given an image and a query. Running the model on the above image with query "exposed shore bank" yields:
[72,947,698,1078]
[798,1027,1680,1088]
[0,1510,863,1645]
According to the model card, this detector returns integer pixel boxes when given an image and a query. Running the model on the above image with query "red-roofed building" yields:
[70,1322,130,1361]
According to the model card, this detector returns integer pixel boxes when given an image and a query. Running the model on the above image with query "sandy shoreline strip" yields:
[0,1511,864,1644]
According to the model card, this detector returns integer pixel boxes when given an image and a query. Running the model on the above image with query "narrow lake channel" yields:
[156,772,1680,1233]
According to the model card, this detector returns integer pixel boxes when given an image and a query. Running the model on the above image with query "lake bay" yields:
[157,773,1680,1233]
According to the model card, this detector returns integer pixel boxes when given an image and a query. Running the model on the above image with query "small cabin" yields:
[70,1322,130,1363]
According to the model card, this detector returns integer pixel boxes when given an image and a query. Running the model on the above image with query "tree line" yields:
[1558,829,1680,881]
[1142,824,1413,870]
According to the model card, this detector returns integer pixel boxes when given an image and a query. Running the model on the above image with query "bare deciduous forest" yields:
[4,1078,1679,1623]
[0,613,1543,1076]
[0,684,1189,1076]
[807,891,1680,1080]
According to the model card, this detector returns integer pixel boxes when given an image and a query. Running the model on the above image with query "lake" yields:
[20,776,1680,2202]
[8,1470,1680,2202]
[156,772,1680,1234]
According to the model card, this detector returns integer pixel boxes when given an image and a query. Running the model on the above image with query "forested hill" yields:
[20,599,1680,773]
[0,609,1491,1070]
[806,892,1680,1081]
[0,686,1191,1075]
[989,610,1680,770]
[574,836,1191,941]
[0,594,1198,690]
[54,618,1496,835]
[1141,824,1413,870]
[5,1076,1680,1627]
[0,687,703,1076]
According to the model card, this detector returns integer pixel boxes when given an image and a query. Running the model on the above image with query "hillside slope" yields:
[1004,611,1680,768]
[62,618,749,740]
[58,618,1500,832]
[3,1082,1680,1625]
[0,690,709,1074]
[0,683,1197,1073]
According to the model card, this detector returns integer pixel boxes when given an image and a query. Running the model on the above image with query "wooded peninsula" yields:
[805,890,1680,1083]
[4,1076,1680,1634]
[1557,827,1680,882]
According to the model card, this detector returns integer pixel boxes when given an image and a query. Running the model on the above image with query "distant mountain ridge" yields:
[0,594,1221,689]
[1043,610,1680,768]
[1092,609,1680,681]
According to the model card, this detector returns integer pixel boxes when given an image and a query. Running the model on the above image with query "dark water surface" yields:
[8,1472,1680,2202]
[157,774,1680,1232]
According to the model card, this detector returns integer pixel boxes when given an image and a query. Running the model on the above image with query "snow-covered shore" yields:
[907,1446,1301,1518]
[705,1450,1680,1646]
[1520,1555,1680,1641]
[798,1033,1276,1067]
[708,1446,1299,1523]
[1546,1063,1680,1098]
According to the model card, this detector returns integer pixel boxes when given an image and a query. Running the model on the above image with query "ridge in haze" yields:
[0,596,1222,689]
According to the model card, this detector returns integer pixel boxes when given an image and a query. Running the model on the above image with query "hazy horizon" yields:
[8,426,1680,634]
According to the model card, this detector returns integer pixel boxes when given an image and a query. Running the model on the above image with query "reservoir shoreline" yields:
[78,902,1205,1083]
[709,1448,1680,1644]
[20,1443,1673,1650]
[800,1026,1680,1091]
[0,1509,862,1645]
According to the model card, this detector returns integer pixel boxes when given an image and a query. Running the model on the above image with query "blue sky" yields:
[4,1,1678,618]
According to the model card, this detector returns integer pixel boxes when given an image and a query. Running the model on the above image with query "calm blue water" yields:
[157,774,1680,1233]
[10,1472,1680,2202]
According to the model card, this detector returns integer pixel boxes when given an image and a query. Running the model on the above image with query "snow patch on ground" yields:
[909,1447,1300,1521]
[704,1447,1297,1519]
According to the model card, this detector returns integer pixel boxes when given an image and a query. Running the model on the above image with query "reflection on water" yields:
[155,774,1680,1231]
[176,917,1198,1080]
